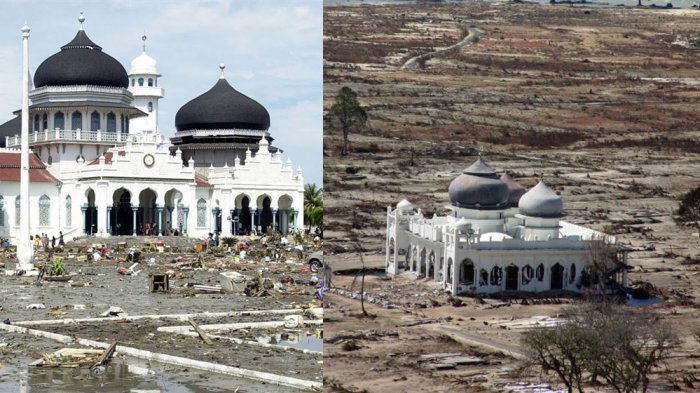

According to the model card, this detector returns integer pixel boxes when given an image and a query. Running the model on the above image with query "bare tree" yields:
[328,86,367,156]
[522,304,679,393]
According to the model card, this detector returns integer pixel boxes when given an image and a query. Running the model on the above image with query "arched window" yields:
[33,114,39,132]
[65,195,72,227]
[106,112,116,132]
[131,79,135,87]
[138,78,144,86]
[15,196,20,226]
[489,266,503,286]
[522,265,534,285]
[71,111,82,130]
[460,259,474,285]
[54,112,65,129]
[479,269,488,286]
[0,196,4,227]
[196,199,207,227]
[148,78,154,87]
[570,263,576,283]
[42,113,48,130]
[147,102,153,113]
[91,111,100,130]
[536,264,545,281]
[39,195,50,226]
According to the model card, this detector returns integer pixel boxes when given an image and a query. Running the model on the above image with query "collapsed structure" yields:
[385,157,629,295]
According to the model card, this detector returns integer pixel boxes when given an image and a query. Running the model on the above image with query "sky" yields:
[0,0,323,186]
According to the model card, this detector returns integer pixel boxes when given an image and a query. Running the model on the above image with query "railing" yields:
[5,129,137,147]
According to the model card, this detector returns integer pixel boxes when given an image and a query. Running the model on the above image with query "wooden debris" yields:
[189,318,213,345]
[92,341,117,369]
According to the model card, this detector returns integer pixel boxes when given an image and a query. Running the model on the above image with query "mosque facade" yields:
[385,157,629,295]
[0,13,304,244]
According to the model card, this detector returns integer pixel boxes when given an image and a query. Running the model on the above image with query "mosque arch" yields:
[446,258,453,284]
[505,264,519,291]
[112,188,132,235]
[479,268,488,286]
[196,198,208,228]
[489,266,503,286]
[277,194,294,233]
[33,114,40,131]
[388,238,395,266]
[405,247,412,271]
[419,248,427,277]
[138,78,144,86]
[164,189,184,235]
[438,256,444,281]
[521,264,534,285]
[459,259,475,285]
[138,188,158,234]
[550,263,564,290]
[255,194,273,234]
[42,113,48,130]
[148,78,154,87]
[536,263,545,281]
[412,246,418,272]
[84,188,97,234]
[233,193,252,234]
[569,263,577,284]
[428,250,436,280]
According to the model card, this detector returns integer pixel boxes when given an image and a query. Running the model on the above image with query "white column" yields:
[96,183,108,237]
[16,24,32,269]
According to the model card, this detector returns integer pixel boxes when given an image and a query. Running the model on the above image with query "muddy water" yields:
[0,261,321,392]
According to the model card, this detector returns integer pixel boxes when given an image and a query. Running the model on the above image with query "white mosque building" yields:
[385,157,629,295]
[0,13,304,243]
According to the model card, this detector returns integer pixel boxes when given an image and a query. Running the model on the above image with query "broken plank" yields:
[188,318,213,345]
[92,341,117,368]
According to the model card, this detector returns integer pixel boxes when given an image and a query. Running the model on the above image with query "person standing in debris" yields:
[33,234,40,251]
[43,233,49,250]
[145,222,151,236]
[58,232,65,247]
[214,231,220,247]
[51,236,56,249]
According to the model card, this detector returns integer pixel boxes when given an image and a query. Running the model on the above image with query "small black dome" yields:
[34,30,128,88]
[175,78,270,131]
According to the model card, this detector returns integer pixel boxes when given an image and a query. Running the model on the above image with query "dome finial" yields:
[78,11,85,30]
[142,34,147,52]
[219,63,225,79]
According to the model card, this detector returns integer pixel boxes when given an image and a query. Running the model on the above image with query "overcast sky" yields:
[0,0,322,186]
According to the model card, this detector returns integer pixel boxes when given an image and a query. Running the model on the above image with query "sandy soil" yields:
[323,2,700,392]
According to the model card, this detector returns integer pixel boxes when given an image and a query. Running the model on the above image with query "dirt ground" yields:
[323,2,700,392]
[0,236,323,392]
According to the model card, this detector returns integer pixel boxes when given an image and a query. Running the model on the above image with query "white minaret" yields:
[16,23,32,269]
[128,35,163,135]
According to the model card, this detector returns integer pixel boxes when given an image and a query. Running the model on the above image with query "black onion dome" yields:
[175,78,270,131]
[34,30,128,88]
[448,157,509,209]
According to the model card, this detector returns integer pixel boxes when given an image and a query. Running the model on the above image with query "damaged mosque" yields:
[0,12,305,246]
[385,156,630,295]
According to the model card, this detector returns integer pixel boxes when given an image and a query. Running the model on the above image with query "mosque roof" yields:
[448,157,509,209]
[34,29,128,88]
[518,181,563,218]
[175,69,270,132]
[500,172,527,206]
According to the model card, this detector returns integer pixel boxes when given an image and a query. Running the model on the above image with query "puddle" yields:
[257,330,324,353]
[0,359,305,393]
[627,296,664,307]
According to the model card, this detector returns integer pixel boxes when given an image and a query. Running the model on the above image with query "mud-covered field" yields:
[323,2,700,392]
